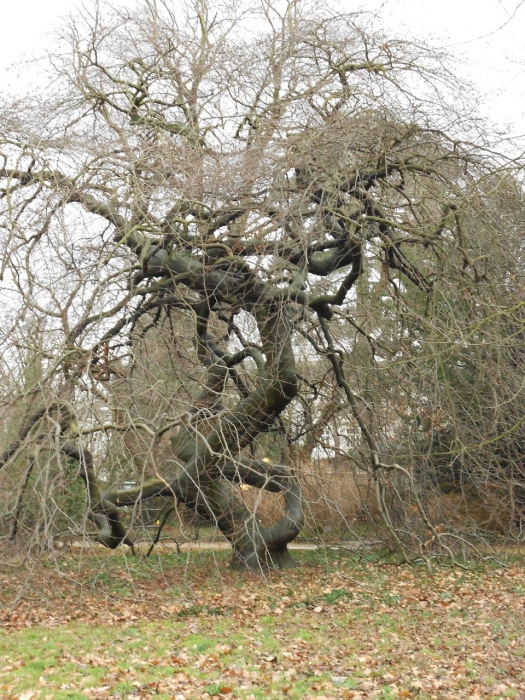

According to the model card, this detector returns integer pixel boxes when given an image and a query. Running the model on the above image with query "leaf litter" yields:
[0,552,523,699]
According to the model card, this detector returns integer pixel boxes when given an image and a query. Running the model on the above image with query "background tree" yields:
[1,0,523,570]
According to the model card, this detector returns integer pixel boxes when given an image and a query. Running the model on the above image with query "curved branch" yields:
[61,443,135,552]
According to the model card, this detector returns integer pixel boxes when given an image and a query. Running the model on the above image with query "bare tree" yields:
[0,0,523,570]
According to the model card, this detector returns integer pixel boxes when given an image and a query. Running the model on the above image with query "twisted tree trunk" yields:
[99,306,303,570]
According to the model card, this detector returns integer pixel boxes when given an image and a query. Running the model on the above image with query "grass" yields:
[0,549,524,699]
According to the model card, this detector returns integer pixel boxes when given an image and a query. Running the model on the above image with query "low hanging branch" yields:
[0,406,135,552]
[60,443,136,554]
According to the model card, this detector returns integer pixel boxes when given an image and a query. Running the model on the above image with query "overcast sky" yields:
[1,0,524,138]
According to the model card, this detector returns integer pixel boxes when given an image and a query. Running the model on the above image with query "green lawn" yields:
[0,549,524,699]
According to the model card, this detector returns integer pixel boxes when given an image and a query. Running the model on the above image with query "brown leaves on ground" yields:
[0,553,524,699]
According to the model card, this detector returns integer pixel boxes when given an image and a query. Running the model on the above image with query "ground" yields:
[0,548,524,700]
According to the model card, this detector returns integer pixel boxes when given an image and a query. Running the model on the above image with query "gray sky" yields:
[1,0,524,137]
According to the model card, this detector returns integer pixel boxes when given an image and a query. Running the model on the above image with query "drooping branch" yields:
[0,404,71,470]
[61,443,135,553]
[0,405,135,551]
